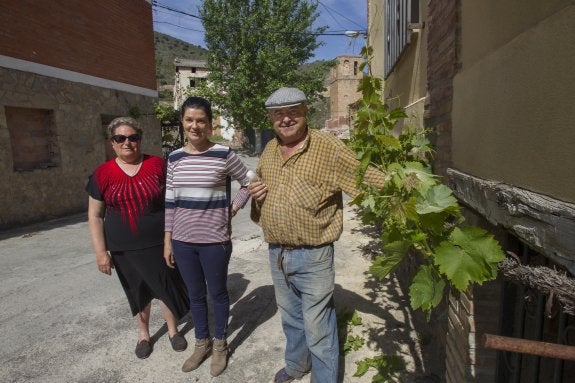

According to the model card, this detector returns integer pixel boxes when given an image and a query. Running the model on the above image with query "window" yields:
[354,61,358,76]
[385,0,420,78]
[5,106,59,171]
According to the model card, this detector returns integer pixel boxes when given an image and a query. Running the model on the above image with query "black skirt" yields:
[110,245,189,318]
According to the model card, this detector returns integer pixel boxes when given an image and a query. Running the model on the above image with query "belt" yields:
[270,243,328,250]
[272,243,333,276]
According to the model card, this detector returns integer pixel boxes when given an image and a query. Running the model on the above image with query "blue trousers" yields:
[269,244,339,383]
[172,240,232,339]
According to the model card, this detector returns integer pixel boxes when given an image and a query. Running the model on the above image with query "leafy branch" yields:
[348,46,505,317]
[338,309,406,382]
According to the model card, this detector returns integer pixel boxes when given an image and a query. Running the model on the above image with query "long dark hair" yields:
[180,96,213,121]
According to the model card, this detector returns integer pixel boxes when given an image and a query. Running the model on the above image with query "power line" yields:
[317,1,346,31]
[153,20,204,33]
[152,1,361,37]
[153,1,203,21]
[317,0,365,30]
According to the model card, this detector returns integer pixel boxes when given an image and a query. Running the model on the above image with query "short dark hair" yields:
[180,96,213,121]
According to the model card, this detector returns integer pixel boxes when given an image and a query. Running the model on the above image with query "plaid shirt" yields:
[251,129,384,246]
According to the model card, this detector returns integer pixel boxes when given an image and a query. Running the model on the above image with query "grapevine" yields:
[348,46,505,317]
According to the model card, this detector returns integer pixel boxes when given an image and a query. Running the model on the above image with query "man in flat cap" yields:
[248,87,384,383]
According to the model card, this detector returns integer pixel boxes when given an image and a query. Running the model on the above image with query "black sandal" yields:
[135,339,153,359]
[169,332,188,352]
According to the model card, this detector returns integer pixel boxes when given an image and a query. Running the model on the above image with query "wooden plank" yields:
[447,168,575,275]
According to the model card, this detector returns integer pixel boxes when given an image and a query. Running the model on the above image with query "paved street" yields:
[0,153,432,383]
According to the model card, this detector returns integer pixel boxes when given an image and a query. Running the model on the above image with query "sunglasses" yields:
[111,134,141,143]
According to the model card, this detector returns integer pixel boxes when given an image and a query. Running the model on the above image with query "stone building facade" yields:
[173,58,210,110]
[323,55,363,138]
[0,0,160,229]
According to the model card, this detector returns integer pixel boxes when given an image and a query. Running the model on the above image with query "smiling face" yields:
[110,124,141,162]
[268,103,308,146]
[182,107,212,148]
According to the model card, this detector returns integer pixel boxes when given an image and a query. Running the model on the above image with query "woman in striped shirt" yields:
[164,96,250,377]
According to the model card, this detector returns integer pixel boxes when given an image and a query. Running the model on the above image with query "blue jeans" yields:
[172,240,232,339]
[269,244,339,383]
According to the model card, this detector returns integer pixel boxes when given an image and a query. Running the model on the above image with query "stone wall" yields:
[424,0,458,179]
[0,67,160,229]
[328,55,363,120]
[322,116,350,139]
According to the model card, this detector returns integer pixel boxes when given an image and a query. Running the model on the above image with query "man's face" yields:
[268,104,308,145]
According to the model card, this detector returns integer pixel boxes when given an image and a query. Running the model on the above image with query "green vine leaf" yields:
[354,355,406,380]
[376,134,402,150]
[409,265,446,315]
[369,240,411,279]
[416,184,460,215]
[343,335,365,355]
[434,227,506,291]
[402,162,436,194]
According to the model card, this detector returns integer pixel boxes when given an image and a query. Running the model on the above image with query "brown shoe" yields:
[210,338,228,377]
[181,338,212,372]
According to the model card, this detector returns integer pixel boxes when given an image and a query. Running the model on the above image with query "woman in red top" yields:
[86,117,189,359]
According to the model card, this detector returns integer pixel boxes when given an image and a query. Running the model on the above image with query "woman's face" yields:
[111,124,141,160]
[182,107,212,146]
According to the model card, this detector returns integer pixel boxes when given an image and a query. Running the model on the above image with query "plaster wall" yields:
[368,0,428,130]
[368,0,385,80]
[0,68,160,229]
[453,2,575,202]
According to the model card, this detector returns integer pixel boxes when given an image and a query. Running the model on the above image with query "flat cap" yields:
[265,87,307,109]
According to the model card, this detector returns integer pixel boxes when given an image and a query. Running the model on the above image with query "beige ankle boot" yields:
[181,338,212,372]
[210,338,228,376]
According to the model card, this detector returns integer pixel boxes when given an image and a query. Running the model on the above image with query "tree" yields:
[198,0,332,152]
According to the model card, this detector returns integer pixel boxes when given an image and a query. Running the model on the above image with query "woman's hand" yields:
[164,237,175,268]
[248,181,267,204]
[96,251,113,275]
[230,203,240,218]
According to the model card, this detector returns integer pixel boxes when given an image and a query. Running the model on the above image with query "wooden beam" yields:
[447,168,575,276]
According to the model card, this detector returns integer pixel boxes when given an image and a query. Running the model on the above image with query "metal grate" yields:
[384,0,419,78]
[497,237,575,383]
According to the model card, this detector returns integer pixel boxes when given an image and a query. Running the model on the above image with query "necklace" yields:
[116,156,143,177]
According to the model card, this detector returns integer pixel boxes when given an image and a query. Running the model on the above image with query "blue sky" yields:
[152,0,367,62]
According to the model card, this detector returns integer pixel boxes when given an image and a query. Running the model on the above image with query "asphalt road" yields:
[0,153,432,383]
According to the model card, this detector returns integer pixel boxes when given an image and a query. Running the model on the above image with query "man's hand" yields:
[248,181,267,204]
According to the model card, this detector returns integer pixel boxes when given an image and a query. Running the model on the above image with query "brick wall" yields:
[425,1,505,381]
[442,204,506,383]
[0,0,156,90]
[424,0,458,178]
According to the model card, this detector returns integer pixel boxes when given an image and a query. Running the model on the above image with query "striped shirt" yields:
[165,144,250,243]
[251,129,384,247]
